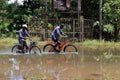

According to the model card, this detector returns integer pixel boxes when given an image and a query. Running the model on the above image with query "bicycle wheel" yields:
[11,45,21,53]
[63,44,78,63]
[29,46,41,55]
[43,44,65,61]
[43,44,55,53]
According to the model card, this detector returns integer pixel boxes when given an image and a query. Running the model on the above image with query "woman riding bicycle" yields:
[52,23,66,52]
[18,24,30,53]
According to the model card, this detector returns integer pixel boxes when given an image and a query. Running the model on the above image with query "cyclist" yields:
[52,24,66,52]
[18,24,30,53]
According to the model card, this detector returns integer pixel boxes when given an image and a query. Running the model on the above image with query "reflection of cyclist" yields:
[52,24,66,51]
[18,24,30,52]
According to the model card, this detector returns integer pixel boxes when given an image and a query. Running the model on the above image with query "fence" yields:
[29,18,94,42]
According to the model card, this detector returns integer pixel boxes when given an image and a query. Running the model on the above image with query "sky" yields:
[8,0,24,4]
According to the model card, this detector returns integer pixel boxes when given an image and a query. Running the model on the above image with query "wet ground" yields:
[0,49,120,80]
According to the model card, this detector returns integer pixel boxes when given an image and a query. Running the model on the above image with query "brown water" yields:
[0,50,120,80]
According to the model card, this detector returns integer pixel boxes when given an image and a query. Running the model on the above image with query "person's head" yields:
[22,24,28,30]
[60,24,64,29]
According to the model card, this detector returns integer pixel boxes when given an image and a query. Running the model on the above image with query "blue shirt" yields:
[18,29,29,40]
[52,26,63,40]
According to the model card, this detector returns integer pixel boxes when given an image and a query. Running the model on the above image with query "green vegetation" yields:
[75,39,120,51]
[0,37,17,49]
[0,0,120,41]
[103,0,120,41]
[1,37,120,50]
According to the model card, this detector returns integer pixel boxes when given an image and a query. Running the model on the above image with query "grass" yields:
[0,37,120,50]
[0,37,45,49]
[75,39,120,51]
[0,37,17,49]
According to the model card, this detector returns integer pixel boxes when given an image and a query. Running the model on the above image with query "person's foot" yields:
[25,52,29,54]
[55,49,60,53]
[21,50,25,53]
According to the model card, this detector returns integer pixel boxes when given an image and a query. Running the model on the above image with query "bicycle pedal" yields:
[16,50,22,53]
[55,50,60,53]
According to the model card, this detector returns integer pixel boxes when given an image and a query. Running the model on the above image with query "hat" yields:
[22,24,27,28]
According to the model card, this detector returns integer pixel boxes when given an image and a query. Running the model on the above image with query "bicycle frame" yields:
[59,41,67,51]
[27,38,37,51]
[47,39,68,52]
[19,38,35,53]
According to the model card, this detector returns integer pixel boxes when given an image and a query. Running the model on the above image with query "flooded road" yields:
[0,49,120,80]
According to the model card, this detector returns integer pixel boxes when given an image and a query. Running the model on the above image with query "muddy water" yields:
[0,50,120,80]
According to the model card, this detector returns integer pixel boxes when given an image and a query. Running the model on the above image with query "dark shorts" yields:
[18,39,28,47]
[52,36,59,43]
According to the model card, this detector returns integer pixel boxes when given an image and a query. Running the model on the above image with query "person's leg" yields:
[23,40,29,53]
[20,39,24,50]
[18,39,22,49]
[56,40,61,51]
[54,38,61,52]
[52,36,60,52]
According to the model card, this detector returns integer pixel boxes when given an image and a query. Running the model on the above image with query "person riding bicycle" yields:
[18,24,30,53]
[52,23,66,52]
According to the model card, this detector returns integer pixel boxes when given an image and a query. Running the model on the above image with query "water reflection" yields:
[0,50,120,80]
[9,58,23,80]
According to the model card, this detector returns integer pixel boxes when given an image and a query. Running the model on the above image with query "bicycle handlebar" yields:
[29,38,37,45]
[61,35,68,39]
[60,36,68,41]
[29,38,33,42]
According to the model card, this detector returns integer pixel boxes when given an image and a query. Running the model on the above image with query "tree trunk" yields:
[114,26,119,42]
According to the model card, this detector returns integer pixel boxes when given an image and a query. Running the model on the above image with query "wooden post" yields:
[78,0,81,27]
[78,0,81,41]
[45,0,48,40]
[81,17,84,41]
[99,0,102,41]
[73,20,75,38]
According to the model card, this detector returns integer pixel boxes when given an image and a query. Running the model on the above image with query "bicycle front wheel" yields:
[63,44,78,63]
[29,46,41,55]
[63,44,78,52]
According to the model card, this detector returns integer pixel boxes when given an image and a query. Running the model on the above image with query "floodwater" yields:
[0,49,120,80]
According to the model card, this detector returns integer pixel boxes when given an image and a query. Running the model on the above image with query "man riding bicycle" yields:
[52,24,66,52]
[18,24,30,53]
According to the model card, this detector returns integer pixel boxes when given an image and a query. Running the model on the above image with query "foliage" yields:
[103,0,120,41]
[93,21,99,27]
[0,0,120,41]
[82,0,99,19]
[0,0,8,17]
[103,0,120,24]
[103,24,114,32]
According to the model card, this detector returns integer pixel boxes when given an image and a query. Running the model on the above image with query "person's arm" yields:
[57,29,66,37]
[19,31,27,39]
[61,31,66,36]
[25,30,30,38]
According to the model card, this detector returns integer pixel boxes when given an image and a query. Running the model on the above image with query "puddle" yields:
[90,73,103,77]
[0,49,120,80]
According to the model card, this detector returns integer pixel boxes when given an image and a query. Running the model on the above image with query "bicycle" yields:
[11,38,41,54]
[43,36,78,62]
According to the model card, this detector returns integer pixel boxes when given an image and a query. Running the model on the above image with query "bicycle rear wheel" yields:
[43,44,65,62]
[63,44,78,63]
[29,46,41,55]
[43,44,55,53]
[11,45,21,53]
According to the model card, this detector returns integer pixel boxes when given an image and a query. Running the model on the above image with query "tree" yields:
[0,0,9,36]
[103,0,120,41]
[82,0,99,19]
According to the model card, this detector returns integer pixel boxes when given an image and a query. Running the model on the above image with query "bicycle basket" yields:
[31,41,37,45]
